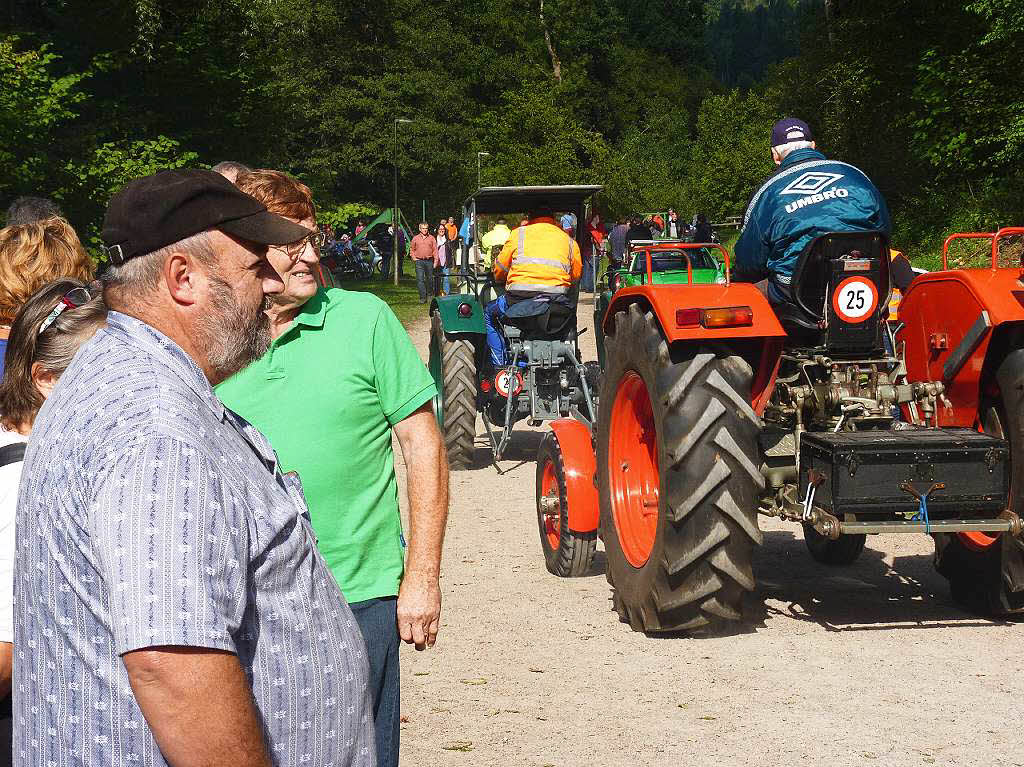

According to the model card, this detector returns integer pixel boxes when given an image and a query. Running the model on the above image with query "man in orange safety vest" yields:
[483,205,582,367]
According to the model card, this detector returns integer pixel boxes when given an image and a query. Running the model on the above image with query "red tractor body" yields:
[537,229,1024,632]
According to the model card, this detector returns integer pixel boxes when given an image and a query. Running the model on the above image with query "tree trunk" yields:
[539,0,562,83]
[824,0,838,45]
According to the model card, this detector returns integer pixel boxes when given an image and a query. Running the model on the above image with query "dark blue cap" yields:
[771,118,813,147]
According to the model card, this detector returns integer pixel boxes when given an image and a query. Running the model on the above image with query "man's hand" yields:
[123,646,271,767]
[397,571,441,649]
[393,405,449,651]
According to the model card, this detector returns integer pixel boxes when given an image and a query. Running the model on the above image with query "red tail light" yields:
[457,302,473,317]
[676,306,753,329]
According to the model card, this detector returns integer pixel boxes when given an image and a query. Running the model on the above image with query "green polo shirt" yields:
[215,288,436,603]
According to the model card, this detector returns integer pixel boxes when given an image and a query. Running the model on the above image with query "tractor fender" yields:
[602,283,785,415]
[898,269,1024,427]
[430,294,485,336]
[548,419,599,534]
[601,283,786,342]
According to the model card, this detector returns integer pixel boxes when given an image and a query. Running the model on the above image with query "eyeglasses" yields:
[283,230,326,260]
[39,287,91,335]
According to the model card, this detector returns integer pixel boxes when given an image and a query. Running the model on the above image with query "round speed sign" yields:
[831,276,879,324]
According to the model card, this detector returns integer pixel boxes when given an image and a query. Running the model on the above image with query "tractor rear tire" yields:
[429,311,477,470]
[803,525,866,566]
[536,432,597,577]
[598,305,763,633]
[935,350,1024,616]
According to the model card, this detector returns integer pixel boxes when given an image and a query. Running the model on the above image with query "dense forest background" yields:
[1,0,1021,259]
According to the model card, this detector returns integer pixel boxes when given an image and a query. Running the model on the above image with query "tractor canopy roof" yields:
[463,185,603,216]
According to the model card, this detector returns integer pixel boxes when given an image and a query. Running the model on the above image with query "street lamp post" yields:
[477,151,490,189]
[394,118,413,286]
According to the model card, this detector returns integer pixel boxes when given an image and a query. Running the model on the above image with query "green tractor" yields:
[428,185,602,469]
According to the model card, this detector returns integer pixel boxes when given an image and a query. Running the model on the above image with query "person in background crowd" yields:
[665,208,683,239]
[379,225,395,279]
[435,223,450,296]
[410,221,439,303]
[211,160,251,183]
[445,216,457,243]
[735,117,890,305]
[0,279,107,767]
[218,171,448,767]
[625,214,651,252]
[583,213,603,292]
[481,217,512,268]
[560,212,577,238]
[650,214,664,238]
[485,205,582,368]
[0,217,93,380]
[4,196,62,227]
[608,217,628,267]
[355,218,366,236]
[400,224,410,276]
[15,169,376,767]
[693,213,714,243]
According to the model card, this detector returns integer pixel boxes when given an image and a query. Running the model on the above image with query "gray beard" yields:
[200,276,272,383]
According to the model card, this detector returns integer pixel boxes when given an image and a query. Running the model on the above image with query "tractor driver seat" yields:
[775,231,891,353]
[502,295,577,341]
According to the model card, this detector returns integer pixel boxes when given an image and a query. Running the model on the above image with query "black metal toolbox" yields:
[798,428,1009,517]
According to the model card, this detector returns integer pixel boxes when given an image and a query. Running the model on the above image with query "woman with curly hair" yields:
[0,217,94,379]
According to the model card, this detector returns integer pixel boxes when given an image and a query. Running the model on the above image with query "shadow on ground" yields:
[747,528,1009,632]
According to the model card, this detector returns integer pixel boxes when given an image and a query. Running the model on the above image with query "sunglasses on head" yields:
[39,287,91,335]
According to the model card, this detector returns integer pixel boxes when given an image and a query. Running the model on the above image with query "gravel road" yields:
[393,297,1023,767]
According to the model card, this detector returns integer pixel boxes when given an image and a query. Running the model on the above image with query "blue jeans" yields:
[350,597,400,767]
[484,294,509,367]
[439,266,450,295]
[582,254,595,292]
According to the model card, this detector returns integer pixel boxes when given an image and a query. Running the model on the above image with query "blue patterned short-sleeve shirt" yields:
[14,312,375,767]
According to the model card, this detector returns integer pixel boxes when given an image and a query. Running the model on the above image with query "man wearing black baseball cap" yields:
[100,168,313,382]
[15,168,376,766]
[735,117,890,305]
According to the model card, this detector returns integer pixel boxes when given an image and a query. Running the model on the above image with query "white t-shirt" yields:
[0,426,26,643]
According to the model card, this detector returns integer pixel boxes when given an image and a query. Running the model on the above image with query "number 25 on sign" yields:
[831,276,878,323]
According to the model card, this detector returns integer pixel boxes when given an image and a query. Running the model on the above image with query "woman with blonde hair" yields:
[0,217,94,378]
[0,278,107,764]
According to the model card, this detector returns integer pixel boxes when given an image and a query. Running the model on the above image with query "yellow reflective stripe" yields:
[507,283,568,294]
[516,255,570,270]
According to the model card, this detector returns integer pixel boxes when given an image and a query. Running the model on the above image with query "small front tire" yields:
[537,432,597,577]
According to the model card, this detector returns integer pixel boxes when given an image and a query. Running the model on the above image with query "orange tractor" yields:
[536,228,1024,632]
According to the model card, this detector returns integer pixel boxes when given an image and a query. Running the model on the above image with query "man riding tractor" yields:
[483,204,583,370]
[734,117,891,304]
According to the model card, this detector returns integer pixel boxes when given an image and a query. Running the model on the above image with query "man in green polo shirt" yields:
[216,170,448,767]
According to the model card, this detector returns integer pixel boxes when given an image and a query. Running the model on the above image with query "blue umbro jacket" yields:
[734,148,891,285]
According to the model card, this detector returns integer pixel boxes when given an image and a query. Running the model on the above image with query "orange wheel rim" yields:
[960,530,999,552]
[541,459,561,551]
[608,371,659,567]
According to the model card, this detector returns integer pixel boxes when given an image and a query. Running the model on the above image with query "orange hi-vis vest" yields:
[493,218,582,295]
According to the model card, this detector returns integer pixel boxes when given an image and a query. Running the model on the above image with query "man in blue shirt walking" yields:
[735,118,891,305]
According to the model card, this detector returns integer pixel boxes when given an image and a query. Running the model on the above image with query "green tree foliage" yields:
[0,38,87,201]
[1,0,1021,262]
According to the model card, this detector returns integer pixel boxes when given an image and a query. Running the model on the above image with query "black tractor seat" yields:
[772,299,824,345]
[502,297,577,341]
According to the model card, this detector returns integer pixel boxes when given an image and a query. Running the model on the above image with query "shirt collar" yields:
[105,311,226,420]
[291,288,328,330]
[780,147,826,169]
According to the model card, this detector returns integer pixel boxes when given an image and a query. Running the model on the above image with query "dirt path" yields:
[394,299,1023,767]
